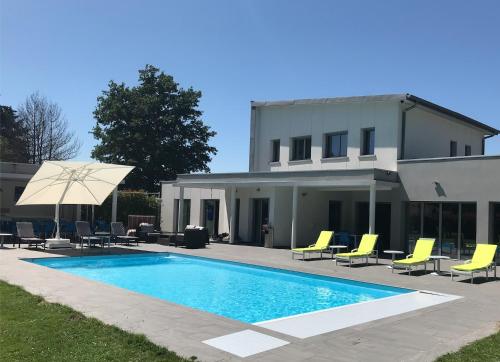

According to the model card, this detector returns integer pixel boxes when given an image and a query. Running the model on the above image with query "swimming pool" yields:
[28,253,413,323]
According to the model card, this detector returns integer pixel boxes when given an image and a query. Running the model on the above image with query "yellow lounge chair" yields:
[392,238,435,275]
[291,231,333,260]
[451,244,497,284]
[335,234,379,267]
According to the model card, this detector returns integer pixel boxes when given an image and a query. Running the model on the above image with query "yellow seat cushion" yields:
[292,231,333,253]
[451,244,497,271]
[393,238,435,265]
[336,234,378,258]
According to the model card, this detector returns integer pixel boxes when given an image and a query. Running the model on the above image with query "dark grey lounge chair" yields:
[76,221,104,248]
[16,222,45,249]
[137,223,160,243]
[111,222,139,246]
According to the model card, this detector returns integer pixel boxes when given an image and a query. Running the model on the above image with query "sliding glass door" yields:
[441,203,459,258]
[405,202,476,259]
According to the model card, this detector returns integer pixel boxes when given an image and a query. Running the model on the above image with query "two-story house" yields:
[161,94,500,259]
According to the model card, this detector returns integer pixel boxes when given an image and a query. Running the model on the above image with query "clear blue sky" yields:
[2,0,499,172]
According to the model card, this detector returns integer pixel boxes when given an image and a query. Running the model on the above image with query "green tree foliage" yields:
[0,105,29,162]
[94,191,160,226]
[91,65,217,192]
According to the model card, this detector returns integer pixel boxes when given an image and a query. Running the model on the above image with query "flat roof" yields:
[251,93,499,135]
[163,168,399,189]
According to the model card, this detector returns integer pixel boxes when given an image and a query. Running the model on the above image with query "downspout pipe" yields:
[400,100,417,160]
[482,134,495,155]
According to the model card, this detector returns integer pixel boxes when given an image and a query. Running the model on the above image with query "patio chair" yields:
[111,222,139,246]
[136,223,160,243]
[392,238,435,275]
[16,222,45,249]
[335,234,379,267]
[291,231,333,260]
[76,221,104,248]
[450,244,497,284]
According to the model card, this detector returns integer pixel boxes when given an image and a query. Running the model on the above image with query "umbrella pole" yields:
[55,203,60,239]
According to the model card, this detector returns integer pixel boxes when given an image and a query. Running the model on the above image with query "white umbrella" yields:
[16,161,134,239]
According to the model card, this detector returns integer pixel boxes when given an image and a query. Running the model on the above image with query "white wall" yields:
[404,107,485,159]
[250,100,401,172]
[160,183,228,233]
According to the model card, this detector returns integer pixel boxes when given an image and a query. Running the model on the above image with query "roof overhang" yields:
[165,169,399,190]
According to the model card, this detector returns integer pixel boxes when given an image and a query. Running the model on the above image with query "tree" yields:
[91,65,217,192]
[16,92,81,164]
[0,105,30,162]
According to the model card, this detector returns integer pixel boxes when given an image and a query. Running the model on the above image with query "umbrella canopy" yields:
[16,161,134,239]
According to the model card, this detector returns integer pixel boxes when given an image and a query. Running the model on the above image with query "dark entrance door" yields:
[202,200,219,237]
[252,198,269,245]
[328,200,342,231]
[356,202,391,254]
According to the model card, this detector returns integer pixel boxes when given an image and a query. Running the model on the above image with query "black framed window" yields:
[450,141,457,157]
[361,128,375,155]
[271,139,280,162]
[465,144,471,156]
[324,132,348,158]
[291,136,311,161]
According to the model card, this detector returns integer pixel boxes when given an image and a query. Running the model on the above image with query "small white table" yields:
[0,233,13,248]
[94,232,112,247]
[329,245,348,259]
[384,250,404,269]
[429,255,450,275]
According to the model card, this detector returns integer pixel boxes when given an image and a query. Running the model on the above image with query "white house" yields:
[161,94,500,259]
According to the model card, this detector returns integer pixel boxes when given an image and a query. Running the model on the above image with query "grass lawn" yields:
[0,281,193,361]
[435,329,500,362]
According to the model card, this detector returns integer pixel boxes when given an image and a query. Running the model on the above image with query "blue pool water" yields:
[28,253,412,323]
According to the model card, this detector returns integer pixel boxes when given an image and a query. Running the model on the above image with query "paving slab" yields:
[1,243,499,361]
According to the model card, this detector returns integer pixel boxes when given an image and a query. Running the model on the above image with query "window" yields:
[361,128,375,155]
[450,141,457,157]
[324,132,348,158]
[328,201,342,231]
[271,139,280,162]
[14,186,25,202]
[465,144,471,156]
[291,136,311,161]
[405,201,477,259]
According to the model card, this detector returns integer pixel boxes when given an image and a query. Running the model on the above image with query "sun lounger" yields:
[16,222,45,249]
[111,222,139,246]
[291,231,333,260]
[392,238,435,275]
[335,234,379,267]
[76,221,104,248]
[451,244,497,283]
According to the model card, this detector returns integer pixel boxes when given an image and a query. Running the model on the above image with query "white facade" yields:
[161,94,499,255]
[250,98,401,172]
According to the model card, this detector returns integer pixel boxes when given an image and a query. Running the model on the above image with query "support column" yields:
[291,185,298,249]
[229,186,237,244]
[76,204,81,221]
[177,186,185,232]
[111,187,118,223]
[369,182,376,234]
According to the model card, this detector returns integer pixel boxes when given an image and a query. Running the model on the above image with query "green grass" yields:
[0,281,194,362]
[436,329,500,362]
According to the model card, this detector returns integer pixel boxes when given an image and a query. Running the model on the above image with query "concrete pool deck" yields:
[1,243,499,361]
